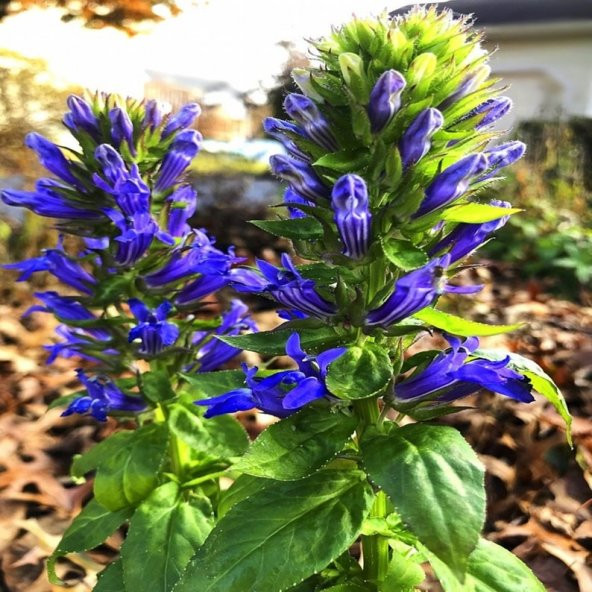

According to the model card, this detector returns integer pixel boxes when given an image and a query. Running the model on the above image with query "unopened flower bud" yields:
[400,108,444,168]
[367,70,406,133]
[270,155,330,202]
[161,103,201,139]
[284,93,337,151]
[109,107,135,154]
[155,129,202,192]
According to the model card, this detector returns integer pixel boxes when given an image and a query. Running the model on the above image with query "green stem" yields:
[353,397,390,584]
[155,403,190,481]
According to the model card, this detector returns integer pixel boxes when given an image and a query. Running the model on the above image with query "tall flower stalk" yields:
[172,8,570,592]
[2,94,257,588]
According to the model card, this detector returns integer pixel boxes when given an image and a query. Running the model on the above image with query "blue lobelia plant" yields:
[2,93,260,589]
[168,7,571,592]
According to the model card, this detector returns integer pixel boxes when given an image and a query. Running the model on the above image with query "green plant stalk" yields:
[155,403,190,481]
[354,397,389,583]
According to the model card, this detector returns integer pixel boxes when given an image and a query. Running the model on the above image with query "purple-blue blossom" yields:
[414,153,489,218]
[367,70,407,133]
[195,333,345,418]
[154,129,202,192]
[430,200,511,263]
[63,95,99,137]
[283,93,337,151]
[395,335,533,404]
[481,141,526,179]
[231,254,336,319]
[365,258,446,328]
[331,174,372,259]
[269,155,330,202]
[263,118,309,161]
[161,103,201,139]
[128,299,179,356]
[399,108,444,169]
[62,369,146,421]
[109,107,135,155]
[167,185,197,237]
[283,187,313,219]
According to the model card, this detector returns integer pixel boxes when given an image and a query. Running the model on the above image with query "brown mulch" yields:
[0,270,591,591]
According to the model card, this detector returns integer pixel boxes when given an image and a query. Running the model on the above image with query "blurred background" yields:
[0,1,591,591]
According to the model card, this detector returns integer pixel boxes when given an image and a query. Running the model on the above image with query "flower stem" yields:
[353,397,390,583]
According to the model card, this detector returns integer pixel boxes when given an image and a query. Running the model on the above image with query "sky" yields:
[0,0,440,97]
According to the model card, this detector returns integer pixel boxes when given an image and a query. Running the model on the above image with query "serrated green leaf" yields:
[141,369,175,403]
[250,217,324,240]
[361,425,485,579]
[94,559,125,592]
[326,343,392,400]
[414,308,522,337]
[47,499,131,585]
[121,482,213,592]
[236,407,356,480]
[217,474,274,518]
[381,238,429,271]
[93,423,169,511]
[71,431,135,479]
[475,349,572,445]
[175,470,374,592]
[441,203,521,223]
[218,324,346,356]
[168,401,248,458]
[466,539,545,591]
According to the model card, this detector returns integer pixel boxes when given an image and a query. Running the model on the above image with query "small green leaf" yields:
[218,324,346,355]
[250,217,324,240]
[361,425,485,579]
[414,308,522,337]
[182,370,247,399]
[71,431,135,478]
[381,238,429,271]
[47,499,131,585]
[121,482,213,592]
[466,538,545,591]
[476,349,572,445]
[142,369,175,403]
[379,550,425,592]
[168,401,248,458]
[93,423,169,511]
[314,149,371,172]
[175,470,374,592]
[441,203,521,223]
[94,560,125,592]
[326,343,392,400]
[236,406,357,480]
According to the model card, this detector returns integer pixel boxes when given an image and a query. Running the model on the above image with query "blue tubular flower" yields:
[365,258,445,328]
[128,299,179,355]
[161,103,201,139]
[331,174,372,259]
[481,141,526,179]
[367,70,407,133]
[263,118,309,161]
[414,153,489,218]
[94,146,150,217]
[395,336,533,404]
[45,325,117,364]
[154,130,202,192]
[5,246,97,294]
[25,291,96,322]
[270,154,330,202]
[192,299,258,372]
[283,93,338,151]
[64,95,99,137]
[231,254,336,319]
[175,275,229,307]
[399,108,444,169]
[62,369,146,421]
[143,99,163,131]
[430,200,511,263]
[467,97,512,130]
[167,185,197,237]
[195,333,345,418]
[109,107,135,155]
[106,209,158,266]
[25,133,83,189]
[284,187,313,219]
[1,179,101,220]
